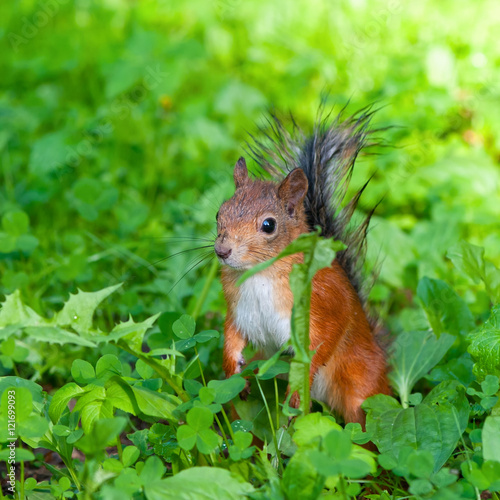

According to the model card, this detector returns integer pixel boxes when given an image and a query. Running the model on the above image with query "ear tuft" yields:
[234,157,249,189]
[278,169,308,216]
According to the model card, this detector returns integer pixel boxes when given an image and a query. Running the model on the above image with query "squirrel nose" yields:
[215,244,232,260]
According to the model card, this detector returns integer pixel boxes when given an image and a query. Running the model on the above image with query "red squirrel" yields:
[214,110,390,427]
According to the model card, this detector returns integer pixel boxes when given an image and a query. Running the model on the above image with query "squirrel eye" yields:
[261,218,276,234]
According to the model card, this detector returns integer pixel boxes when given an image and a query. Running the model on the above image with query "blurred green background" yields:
[1,0,499,328]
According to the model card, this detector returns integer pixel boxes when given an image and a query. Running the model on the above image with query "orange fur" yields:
[216,158,390,428]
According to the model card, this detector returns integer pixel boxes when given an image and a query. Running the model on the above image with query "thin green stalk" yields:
[255,377,283,475]
[194,347,206,386]
[274,378,280,430]
[338,476,348,500]
[190,258,219,320]
[220,407,235,441]
[116,437,123,462]
[20,457,25,500]
[214,413,231,453]
[117,340,188,402]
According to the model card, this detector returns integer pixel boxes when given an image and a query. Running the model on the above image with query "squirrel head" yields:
[214,157,309,270]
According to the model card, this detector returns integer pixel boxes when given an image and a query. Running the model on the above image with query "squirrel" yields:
[214,108,390,427]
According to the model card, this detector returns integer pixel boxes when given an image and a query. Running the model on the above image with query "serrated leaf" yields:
[104,314,159,352]
[55,284,122,335]
[24,326,96,347]
[0,291,42,328]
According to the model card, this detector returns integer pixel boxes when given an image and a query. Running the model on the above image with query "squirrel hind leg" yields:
[319,353,389,430]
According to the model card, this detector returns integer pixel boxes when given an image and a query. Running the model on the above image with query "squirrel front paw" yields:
[239,379,251,400]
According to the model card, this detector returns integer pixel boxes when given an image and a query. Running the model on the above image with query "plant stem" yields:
[220,407,235,441]
[116,436,123,462]
[255,377,283,475]
[274,378,280,430]
[194,347,206,386]
[190,258,219,320]
[116,340,189,402]
[20,456,25,500]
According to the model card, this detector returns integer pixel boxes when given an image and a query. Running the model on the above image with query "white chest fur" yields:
[234,274,291,355]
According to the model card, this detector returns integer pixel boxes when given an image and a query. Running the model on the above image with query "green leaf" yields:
[293,413,342,448]
[447,241,500,303]
[76,417,127,455]
[71,360,95,384]
[233,430,252,450]
[0,291,43,328]
[49,383,86,423]
[207,375,246,404]
[198,387,215,405]
[364,380,469,472]
[407,450,435,478]
[282,450,325,500]
[136,359,155,380]
[80,398,114,435]
[483,415,500,462]
[25,326,96,347]
[186,406,213,431]
[144,466,255,500]
[2,211,29,237]
[105,314,159,353]
[177,424,196,451]
[29,130,69,176]
[106,379,139,415]
[96,354,122,380]
[323,429,352,460]
[140,455,166,483]
[131,386,180,421]
[196,428,219,454]
[193,330,219,343]
[172,315,196,339]
[417,277,474,337]
[122,446,141,467]
[55,284,123,335]
[468,305,500,379]
[389,330,455,406]
[98,313,160,350]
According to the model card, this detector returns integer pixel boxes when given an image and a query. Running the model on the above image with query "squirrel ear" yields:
[234,157,249,189]
[278,169,308,216]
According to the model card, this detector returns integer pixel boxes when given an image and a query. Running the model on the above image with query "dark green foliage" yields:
[1,0,500,498]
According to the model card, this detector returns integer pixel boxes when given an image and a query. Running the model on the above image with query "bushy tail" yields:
[247,105,380,302]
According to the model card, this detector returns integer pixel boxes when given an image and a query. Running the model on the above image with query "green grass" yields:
[0,0,500,498]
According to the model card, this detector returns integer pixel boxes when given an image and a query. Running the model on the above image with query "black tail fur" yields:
[247,105,379,303]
